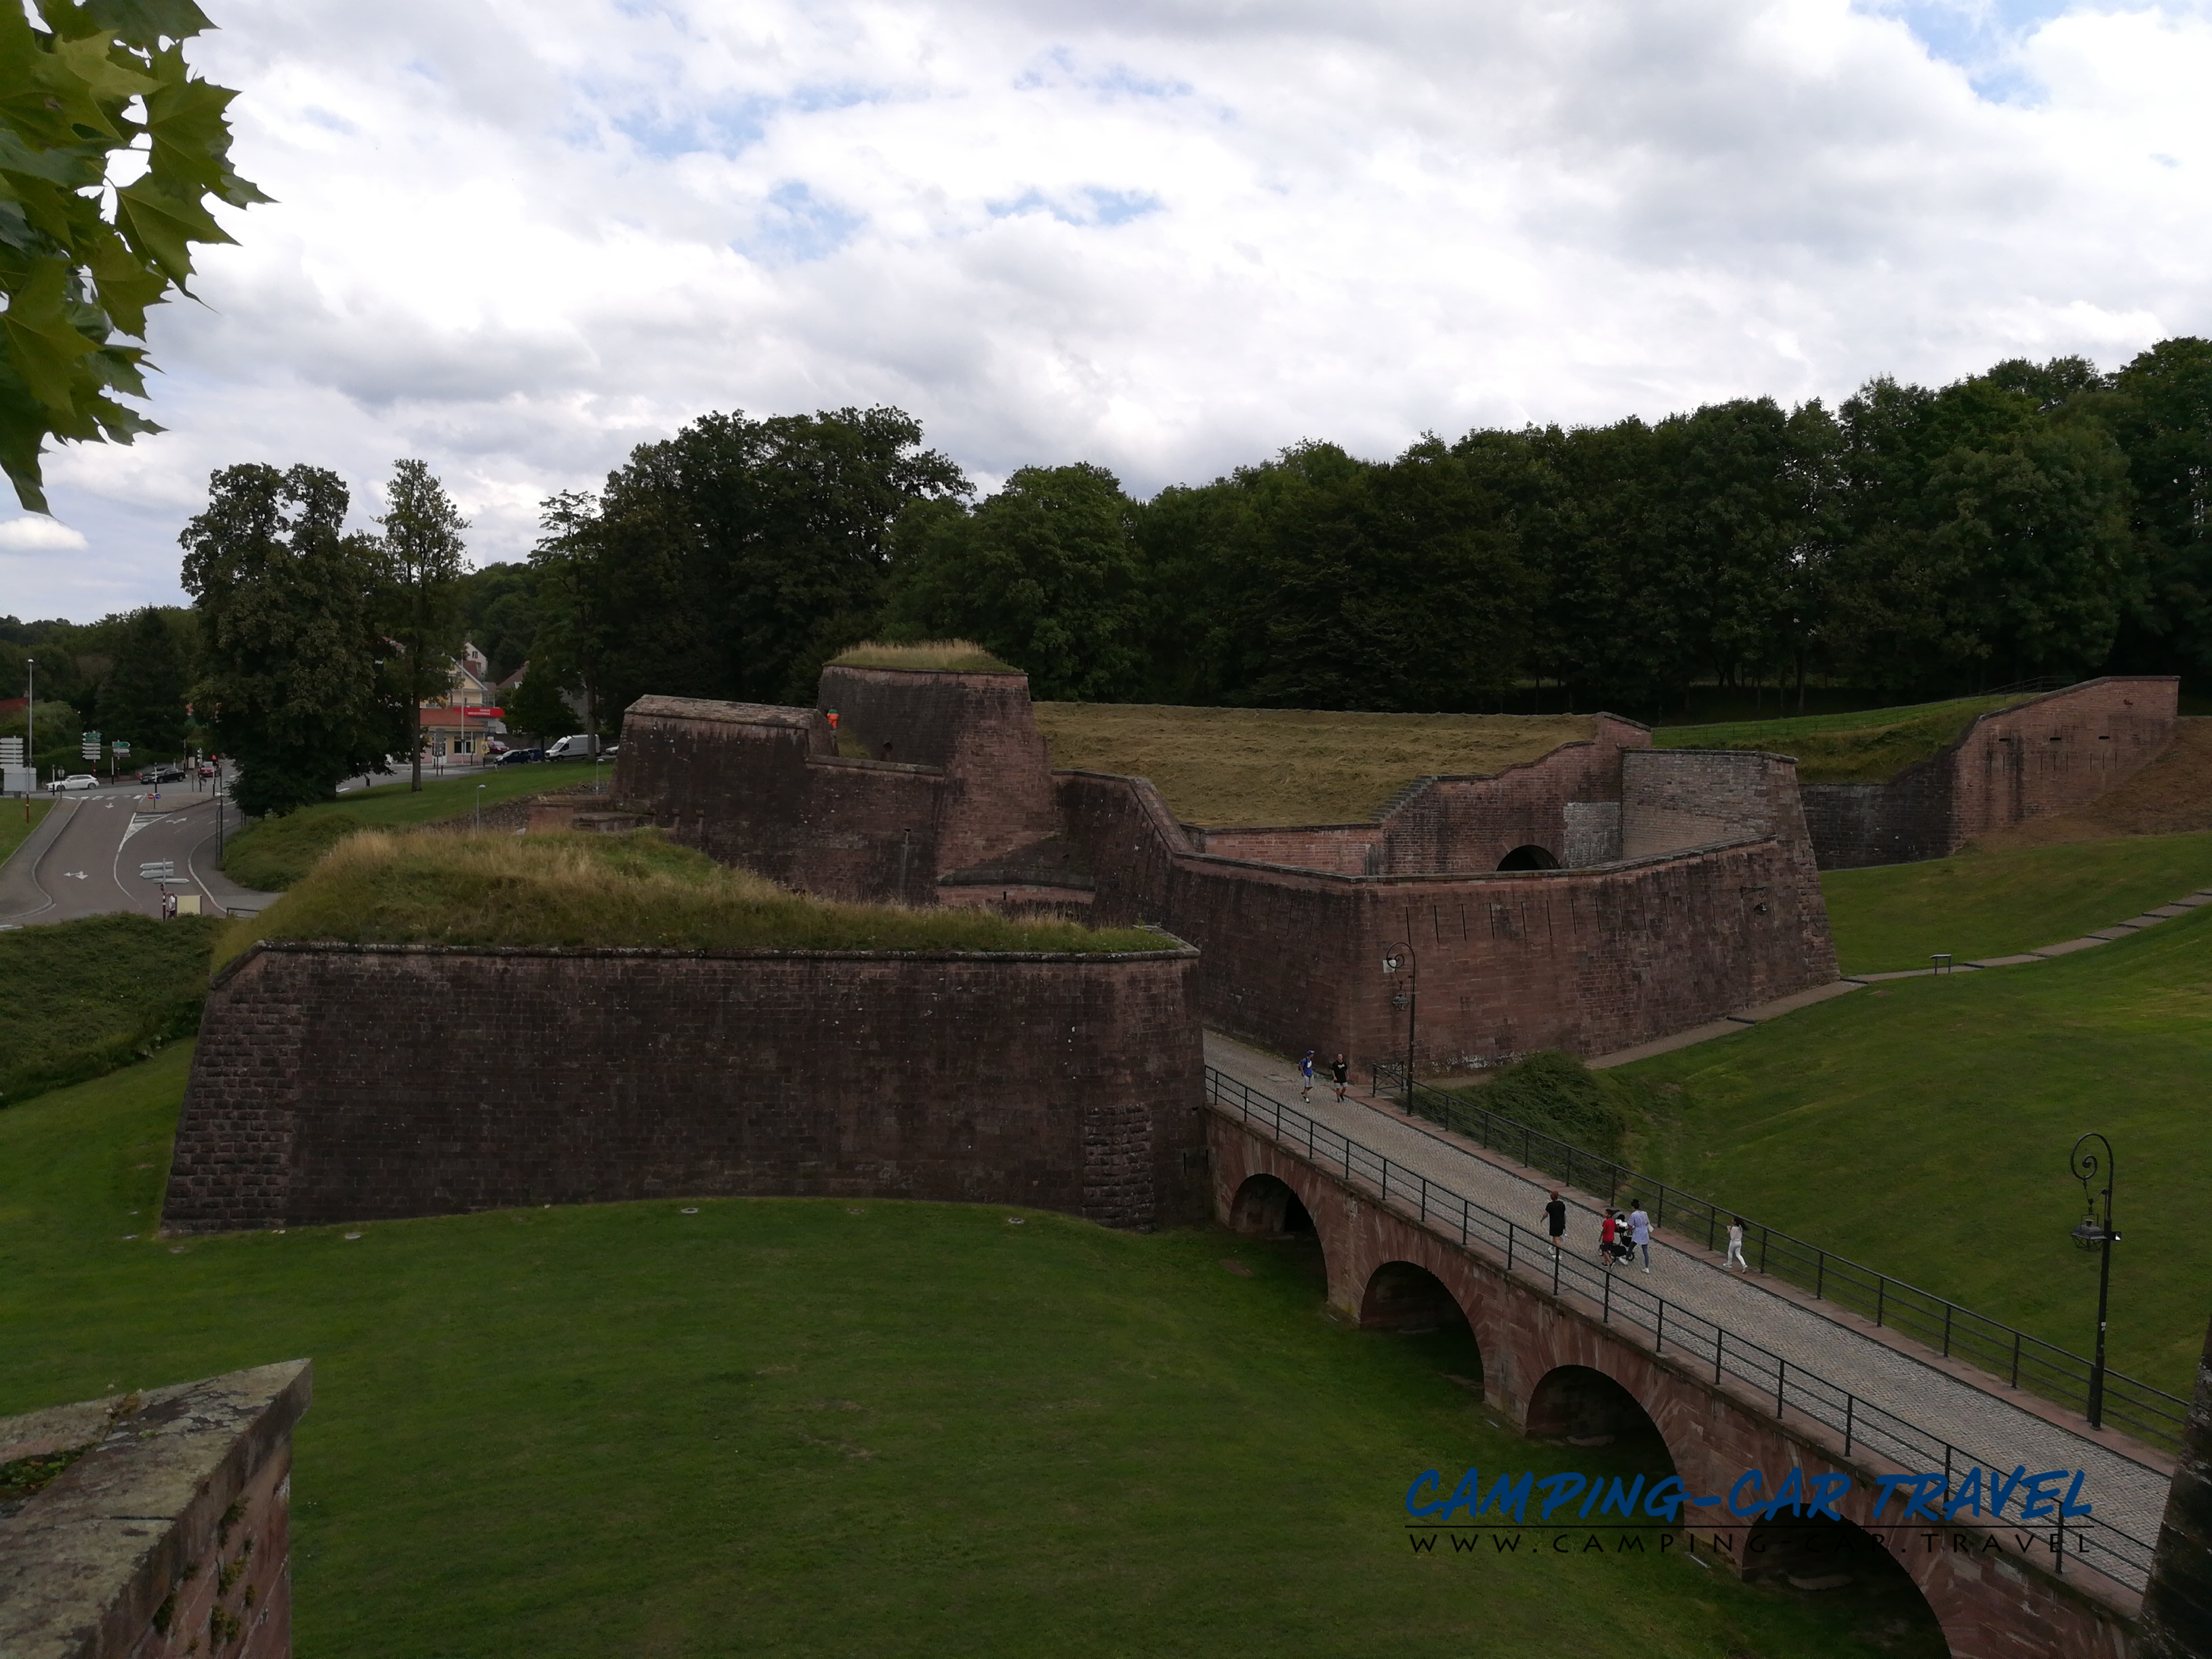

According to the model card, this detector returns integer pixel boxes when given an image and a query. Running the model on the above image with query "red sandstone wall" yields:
[1057,771,1837,1067]
[816,665,1061,878]
[164,943,1207,1235]
[1802,678,2179,869]
[1376,714,1651,874]
[1194,825,1378,874]
[1948,678,2177,843]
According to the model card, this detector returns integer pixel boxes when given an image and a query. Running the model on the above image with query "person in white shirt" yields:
[1725,1216,1748,1271]
[1627,1202,1653,1271]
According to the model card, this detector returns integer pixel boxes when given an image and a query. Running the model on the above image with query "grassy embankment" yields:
[0,913,222,1106]
[0,794,52,869]
[830,638,1017,672]
[1,1046,1943,1659]
[1823,831,2212,972]
[1650,694,2026,783]
[1618,897,2212,1399]
[1035,705,1593,825]
[219,830,1163,970]
[218,764,602,890]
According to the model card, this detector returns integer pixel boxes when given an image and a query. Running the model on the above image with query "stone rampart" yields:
[0,1361,311,1659]
[163,941,1207,1235]
[1803,678,2179,869]
[1057,771,1837,1068]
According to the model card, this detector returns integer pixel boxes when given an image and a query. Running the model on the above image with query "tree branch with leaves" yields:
[0,0,266,510]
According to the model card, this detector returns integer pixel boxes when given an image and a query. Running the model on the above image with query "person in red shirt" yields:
[1599,1210,1619,1268]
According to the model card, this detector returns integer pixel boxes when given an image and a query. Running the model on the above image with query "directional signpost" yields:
[140,861,175,881]
[81,729,100,762]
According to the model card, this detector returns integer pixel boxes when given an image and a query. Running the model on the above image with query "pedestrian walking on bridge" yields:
[1725,1216,1748,1271]
[1299,1050,1316,1101]
[1331,1053,1349,1101]
[1542,1191,1568,1259]
[1627,1201,1653,1271]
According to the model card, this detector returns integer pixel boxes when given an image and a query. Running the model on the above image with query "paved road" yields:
[1204,1030,2171,1577]
[0,781,274,926]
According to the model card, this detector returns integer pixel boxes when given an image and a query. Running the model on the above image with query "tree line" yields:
[507,340,2211,723]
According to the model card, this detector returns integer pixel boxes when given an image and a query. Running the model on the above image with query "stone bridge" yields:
[1208,1090,2156,1659]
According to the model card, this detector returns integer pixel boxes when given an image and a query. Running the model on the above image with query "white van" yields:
[545,734,598,762]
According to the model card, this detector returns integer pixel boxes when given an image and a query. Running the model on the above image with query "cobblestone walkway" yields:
[1204,1031,2171,1570]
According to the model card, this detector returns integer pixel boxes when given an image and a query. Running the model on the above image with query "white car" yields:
[49,773,98,792]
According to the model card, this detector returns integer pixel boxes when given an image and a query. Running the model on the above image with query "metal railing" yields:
[1368,1063,2188,1456]
[1209,1067,2159,1594]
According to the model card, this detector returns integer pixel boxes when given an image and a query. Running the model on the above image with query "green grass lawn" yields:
[1820,833,2212,973]
[0,913,221,1105]
[0,795,52,871]
[220,765,598,889]
[1652,694,2024,783]
[1622,900,2212,1400]
[0,1049,1942,1659]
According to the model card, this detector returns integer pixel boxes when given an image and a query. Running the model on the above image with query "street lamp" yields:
[474,781,485,830]
[1381,946,1416,1105]
[2068,1132,2121,1429]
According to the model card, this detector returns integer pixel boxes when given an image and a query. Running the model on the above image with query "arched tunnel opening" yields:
[1227,1174,1326,1284]
[1496,844,1560,871]
[1525,1365,1668,1453]
[1742,1511,1951,1656]
[1358,1261,1483,1395]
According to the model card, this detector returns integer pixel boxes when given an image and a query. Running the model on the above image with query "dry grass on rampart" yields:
[1032,703,1596,825]
[216,830,1164,970]
[830,639,1017,672]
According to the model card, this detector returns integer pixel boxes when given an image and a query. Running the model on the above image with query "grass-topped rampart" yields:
[218,766,599,890]
[1033,703,1595,825]
[219,830,1165,972]
[1650,693,2030,783]
[829,638,1018,672]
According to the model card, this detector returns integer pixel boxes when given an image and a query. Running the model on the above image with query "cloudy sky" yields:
[5,0,2209,619]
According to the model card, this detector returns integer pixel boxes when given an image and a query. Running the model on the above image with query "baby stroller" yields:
[1600,1214,1636,1268]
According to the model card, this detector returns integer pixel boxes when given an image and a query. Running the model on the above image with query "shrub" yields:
[1478,1050,1635,1161]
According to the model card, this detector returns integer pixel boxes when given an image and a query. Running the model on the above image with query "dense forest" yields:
[6,337,2207,799]
[510,338,2212,722]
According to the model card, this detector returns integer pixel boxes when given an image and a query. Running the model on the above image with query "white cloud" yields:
[9,0,2212,617]
[0,517,91,552]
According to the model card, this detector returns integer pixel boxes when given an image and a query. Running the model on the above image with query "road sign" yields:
[112,739,131,755]
[139,861,175,880]
[81,740,100,760]
[0,737,20,764]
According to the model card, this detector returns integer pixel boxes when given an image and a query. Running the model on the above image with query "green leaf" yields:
[80,0,213,48]
[87,226,164,335]
[117,173,228,280]
[1,255,100,411]
[0,352,53,512]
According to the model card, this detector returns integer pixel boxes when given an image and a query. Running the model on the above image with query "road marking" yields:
[64,870,87,880]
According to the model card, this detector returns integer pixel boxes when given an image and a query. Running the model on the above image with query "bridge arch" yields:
[1497,844,1559,871]
[1227,1172,1316,1240]
[1742,1511,1950,1653]
[1524,1364,1673,1455]
[1357,1261,1470,1334]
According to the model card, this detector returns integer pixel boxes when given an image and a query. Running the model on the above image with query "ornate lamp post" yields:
[2068,1132,2121,1429]
[1381,947,1416,1105]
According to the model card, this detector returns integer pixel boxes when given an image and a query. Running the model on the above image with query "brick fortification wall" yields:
[1802,677,2179,869]
[0,1361,310,1659]
[612,670,1063,901]
[164,942,1206,1235]
[1059,751,1837,1069]
[607,668,1835,1069]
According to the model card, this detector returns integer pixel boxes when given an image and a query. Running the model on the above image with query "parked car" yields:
[50,773,97,792]
[544,734,597,762]
[490,747,544,766]
[600,744,619,762]
[138,764,186,784]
